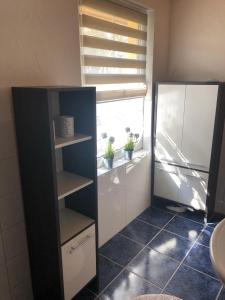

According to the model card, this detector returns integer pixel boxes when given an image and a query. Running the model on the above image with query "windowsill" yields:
[97,149,149,177]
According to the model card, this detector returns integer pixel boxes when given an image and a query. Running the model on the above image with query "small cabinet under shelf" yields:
[61,224,96,300]
[13,86,98,300]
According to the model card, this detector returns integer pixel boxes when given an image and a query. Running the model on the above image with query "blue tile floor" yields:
[75,203,225,300]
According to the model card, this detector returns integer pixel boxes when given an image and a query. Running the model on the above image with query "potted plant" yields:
[102,133,115,169]
[124,127,139,160]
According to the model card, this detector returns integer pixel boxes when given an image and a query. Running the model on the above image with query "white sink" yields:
[210,217,225,286]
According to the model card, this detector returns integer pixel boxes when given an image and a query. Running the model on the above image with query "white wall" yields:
[168,0,225,81]
[0,0,171,298]
[132,0,171,81]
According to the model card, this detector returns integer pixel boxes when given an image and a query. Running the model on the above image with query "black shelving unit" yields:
[12,86,98,300]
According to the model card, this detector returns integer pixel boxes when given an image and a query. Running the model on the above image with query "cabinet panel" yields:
[154,162,179,202]
[125,154,149,224]
[98,152,150,246]
[154,163,208,211]
[178,168,208,211]
[156,85,185,164]
[62,225,96,300]
[181,85,218,169]
[98,167,126,247]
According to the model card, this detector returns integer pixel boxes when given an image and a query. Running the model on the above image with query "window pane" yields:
[97,98,144,157]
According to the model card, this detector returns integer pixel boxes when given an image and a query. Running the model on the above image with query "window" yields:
[79,0,148,164]
[97,98,144,157]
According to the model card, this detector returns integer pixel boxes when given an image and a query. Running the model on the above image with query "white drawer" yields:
[154,162,179,202]
[177,168,208,210]
[62,224,96,300]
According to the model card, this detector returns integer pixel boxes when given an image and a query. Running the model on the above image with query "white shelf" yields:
[55,134,92,149]
[57,171,93,200]
[59,208,94,244]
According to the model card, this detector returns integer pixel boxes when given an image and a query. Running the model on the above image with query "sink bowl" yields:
[210,217,225,286]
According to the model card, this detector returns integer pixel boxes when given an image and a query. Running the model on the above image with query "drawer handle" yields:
[69,235,91,254]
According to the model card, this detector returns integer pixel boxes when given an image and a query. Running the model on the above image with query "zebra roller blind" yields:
[80,0,148,101]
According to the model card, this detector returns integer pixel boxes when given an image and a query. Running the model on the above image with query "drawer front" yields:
[62,224,96,300]
[154,162,179,202]
[178,169,209,210]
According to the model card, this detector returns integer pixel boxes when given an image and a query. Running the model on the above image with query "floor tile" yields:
[152,199,206,224]
[183,243,217,278]
[98,270,161,300]
[88,255,122,294]
[177,209,206,224]
[74,288,96,300]
[138,207,174,228]
[148,230,193,261]
[164,216,204,241]
[218,288,225,300]
[128,247,179,288]
[164,264,221,300]
[197,225,214,247]
[99,234,143,266]
[120,219,160,245]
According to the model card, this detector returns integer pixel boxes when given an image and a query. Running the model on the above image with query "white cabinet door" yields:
[98,167,126,247]
[181,85,218,170]
[62,225,96,300]
[154,162,179,202]
[156,84,185,164]
[178,168,208,211]
[125,154,149,224]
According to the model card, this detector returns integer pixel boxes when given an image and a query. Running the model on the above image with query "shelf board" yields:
[55,134,92,149]
[57,171,93,200]
[59,208,95,245]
